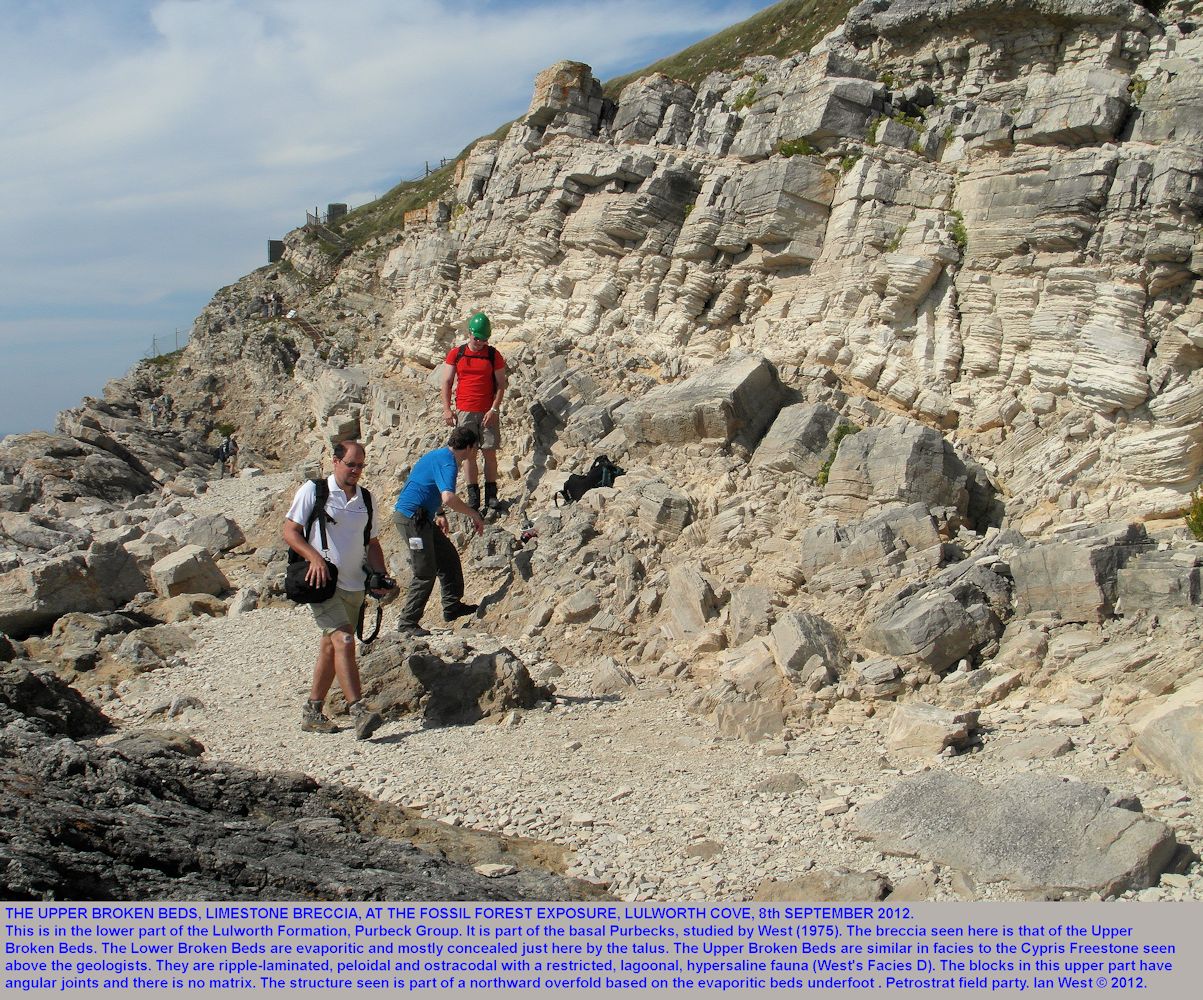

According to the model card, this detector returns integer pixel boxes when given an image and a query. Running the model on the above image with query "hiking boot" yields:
[466,483,481,511]
[396,622,430,637]
[443,600,479,623]
[349,700,383,741]
[301,700,338,734]
[484,482,501,511]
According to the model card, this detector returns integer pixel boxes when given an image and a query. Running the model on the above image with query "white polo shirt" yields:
[285,476,378,592]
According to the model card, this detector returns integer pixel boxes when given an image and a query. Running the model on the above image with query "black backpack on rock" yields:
[555,455,625,506]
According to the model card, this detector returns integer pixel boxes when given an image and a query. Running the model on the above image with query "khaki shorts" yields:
[312,587,365,634]
[456,410,502,450]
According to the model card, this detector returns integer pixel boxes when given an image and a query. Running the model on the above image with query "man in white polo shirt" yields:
[283,440,392,739]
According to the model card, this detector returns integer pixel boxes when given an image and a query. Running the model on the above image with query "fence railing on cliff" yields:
[145,329,190,361]
[304,210,350,250]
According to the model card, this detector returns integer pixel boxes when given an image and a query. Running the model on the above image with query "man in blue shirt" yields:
[393,427,486,634]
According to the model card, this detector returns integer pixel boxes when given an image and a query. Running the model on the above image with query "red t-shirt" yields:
[445,343,505,413]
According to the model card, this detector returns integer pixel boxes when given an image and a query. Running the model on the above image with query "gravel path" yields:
[107,475,1202,902]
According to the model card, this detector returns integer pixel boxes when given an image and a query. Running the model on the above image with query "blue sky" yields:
[0,0,766,437]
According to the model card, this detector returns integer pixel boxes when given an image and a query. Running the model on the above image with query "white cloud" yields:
[0,0,764,435]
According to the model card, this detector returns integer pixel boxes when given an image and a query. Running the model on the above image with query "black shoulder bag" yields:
[285,479,339,603]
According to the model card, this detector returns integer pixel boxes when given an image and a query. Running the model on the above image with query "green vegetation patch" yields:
[604,1,856,96]
[817,422,861,486]
[143,348,184,373]
[777,136,818,157]
[1186,487,1203,541]
[949,210,968,252]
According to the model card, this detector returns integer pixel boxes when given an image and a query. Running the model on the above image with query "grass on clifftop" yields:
[324,121,515,253]
[604,0,855,95]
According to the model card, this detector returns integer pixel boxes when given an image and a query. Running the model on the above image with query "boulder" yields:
[729,586,773,647]
[1129,679,1203,791]
[633,481,694,540]
[719,639,784,701]
[589,656,637,696]
[713,699,785,743]
[557,587,600,624]
[524,60,604,140]
[182,514,247,554]
[111,624,192,675]
[800,503,942,580]
[125,532,176,572]
[0,511,86,554]
[1010,522,1152,622]
[0,541,147,637]
[885,703,979,756]
[155,593,228,623]
[0,431,156,511]
[1116,549,1202,615]
[994,733,1074,761]
[0,660,110,737]
[658,565,718,641]
[357,639,552,725]
[856,658,905,699]
[753,772,806,795]
[769,612,846,687]
[862,583,1000,673]
[824,421,971,516]
[621,355,788,449]
[856,772,1180,897]
[149,545,230,598]
[751,403,842,476]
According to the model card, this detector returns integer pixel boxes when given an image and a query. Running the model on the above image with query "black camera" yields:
[365,571,396,592]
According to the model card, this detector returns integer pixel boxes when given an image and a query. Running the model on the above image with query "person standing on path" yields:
[283,440,390,739]
[217,433,239,478]
[441,312,508,512]
[392,427,485,635]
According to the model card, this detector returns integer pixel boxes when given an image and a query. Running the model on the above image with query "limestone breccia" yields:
[246,0,1202,526]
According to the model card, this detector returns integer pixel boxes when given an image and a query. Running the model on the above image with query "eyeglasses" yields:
[338,460,365,470]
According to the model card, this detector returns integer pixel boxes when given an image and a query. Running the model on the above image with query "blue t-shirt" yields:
[394,448,457,518]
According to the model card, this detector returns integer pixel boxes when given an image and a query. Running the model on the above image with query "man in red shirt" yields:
[441,312,508,511]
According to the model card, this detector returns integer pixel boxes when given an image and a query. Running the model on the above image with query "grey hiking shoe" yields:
[350,700,383,741]
[301,700,338,734]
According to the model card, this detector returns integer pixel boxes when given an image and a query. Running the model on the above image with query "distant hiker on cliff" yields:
[441,312,508,512]
[283,440,390,739]
[392,427,485,635]
[216,433,239,478]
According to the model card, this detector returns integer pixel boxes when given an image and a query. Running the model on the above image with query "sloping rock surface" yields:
[856,770,1182,896]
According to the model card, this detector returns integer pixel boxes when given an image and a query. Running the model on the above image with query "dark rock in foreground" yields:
[0,662,598,902]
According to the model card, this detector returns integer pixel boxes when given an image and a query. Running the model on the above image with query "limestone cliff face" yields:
[212,0,1198,530]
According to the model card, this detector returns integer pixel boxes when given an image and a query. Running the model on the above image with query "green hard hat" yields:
[468,312,491,339]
